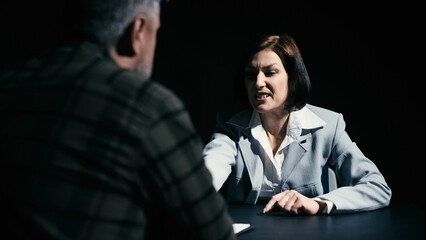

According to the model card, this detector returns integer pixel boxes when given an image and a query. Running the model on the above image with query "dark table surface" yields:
[229,204,426,240]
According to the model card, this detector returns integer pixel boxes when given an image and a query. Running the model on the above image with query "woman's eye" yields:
[265,71,277,76]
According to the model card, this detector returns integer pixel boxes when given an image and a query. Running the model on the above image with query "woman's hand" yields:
[263,190,326,215]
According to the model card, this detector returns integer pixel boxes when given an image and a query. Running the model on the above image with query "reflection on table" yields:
[229,204,426,240]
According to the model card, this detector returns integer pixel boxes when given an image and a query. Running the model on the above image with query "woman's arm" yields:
[203,132,237,191]
[203,111,239,191]
[317,114,392,213]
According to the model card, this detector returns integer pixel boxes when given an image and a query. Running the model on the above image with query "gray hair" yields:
[81,0,161,47]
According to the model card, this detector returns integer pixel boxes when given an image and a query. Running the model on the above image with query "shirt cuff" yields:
[313,197,334,214]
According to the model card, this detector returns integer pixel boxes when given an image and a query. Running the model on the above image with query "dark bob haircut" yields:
[247,34,311,111]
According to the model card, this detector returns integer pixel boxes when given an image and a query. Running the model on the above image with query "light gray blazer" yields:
[203,104,391,213]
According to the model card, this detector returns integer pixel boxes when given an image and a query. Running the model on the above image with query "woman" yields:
[203,34,391,215]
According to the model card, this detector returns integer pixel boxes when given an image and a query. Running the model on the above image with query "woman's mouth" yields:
[255,92,271,100]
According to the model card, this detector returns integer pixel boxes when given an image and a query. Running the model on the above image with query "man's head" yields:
[80,0,162,78]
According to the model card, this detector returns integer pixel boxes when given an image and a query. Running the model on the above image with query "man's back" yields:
[0,41,234,239]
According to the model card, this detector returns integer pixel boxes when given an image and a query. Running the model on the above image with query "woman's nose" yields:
[255,73,266,89]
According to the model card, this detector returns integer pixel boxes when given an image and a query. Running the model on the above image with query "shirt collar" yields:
[249,106,327,140]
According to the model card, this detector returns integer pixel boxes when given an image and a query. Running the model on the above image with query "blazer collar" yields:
[227,105,327,141]
[288,106,327,142]
[227,109,252,129]
[226,109,253,138]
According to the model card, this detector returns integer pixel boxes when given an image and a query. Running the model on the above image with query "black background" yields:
[1,0,424,210]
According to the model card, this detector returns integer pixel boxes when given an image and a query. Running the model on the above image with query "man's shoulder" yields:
[131,76,185,113]
[72,42,186,118]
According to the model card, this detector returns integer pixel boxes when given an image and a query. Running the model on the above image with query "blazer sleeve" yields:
[203,112,238,191]
[317,114,392,213]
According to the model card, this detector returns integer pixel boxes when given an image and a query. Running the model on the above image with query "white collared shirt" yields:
[249,106,333,213]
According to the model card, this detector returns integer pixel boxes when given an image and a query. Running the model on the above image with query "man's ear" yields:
[115,15,147,57]
[130,15,147,55]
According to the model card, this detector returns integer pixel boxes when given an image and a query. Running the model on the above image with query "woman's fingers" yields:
[263,193,282,213]
[263,190,296,213]
[263,190,319,215]
[277,191,298,213]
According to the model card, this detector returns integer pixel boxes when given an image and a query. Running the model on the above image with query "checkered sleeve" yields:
[137,81,235,240]
[0,42,235,240]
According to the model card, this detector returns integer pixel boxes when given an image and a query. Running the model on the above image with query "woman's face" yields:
[245,49,289,115]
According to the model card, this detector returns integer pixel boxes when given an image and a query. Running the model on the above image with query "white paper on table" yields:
[233,223,252,235]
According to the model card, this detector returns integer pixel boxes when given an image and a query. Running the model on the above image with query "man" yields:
[0,0,235,239]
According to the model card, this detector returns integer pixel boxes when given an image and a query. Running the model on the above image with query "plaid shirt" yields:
[0,41,235,240]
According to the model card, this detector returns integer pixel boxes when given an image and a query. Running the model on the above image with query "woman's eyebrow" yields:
[246,63,279,70]
[260,63,280,71]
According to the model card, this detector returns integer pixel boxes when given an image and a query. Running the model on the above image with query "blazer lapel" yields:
[281,132,312,184]
[228,110,264,203]
[238,138,263,203]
